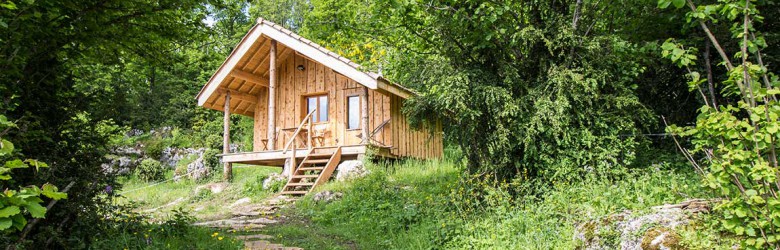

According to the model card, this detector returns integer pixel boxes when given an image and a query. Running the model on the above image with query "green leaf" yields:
[4,159,26,169]
[746,227,756,237]
[0,218,11,230]
[658,0,672,9]
[24,159,47,171]
[0,139,14,156]
[41,183,67,200]
[672,0,685,8]
[23,202,46,219]
[0,206,20,218]
[11,214,26,231]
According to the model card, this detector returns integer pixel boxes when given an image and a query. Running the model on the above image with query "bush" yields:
[202,149,221,176]
[135,158,166,182]
[143,138,166,160]
[242,173,271,197]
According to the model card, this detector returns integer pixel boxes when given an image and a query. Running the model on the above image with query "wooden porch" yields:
[220,144,394,167]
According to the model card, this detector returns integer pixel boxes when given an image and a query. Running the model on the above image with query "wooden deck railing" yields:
[282,108,316,177]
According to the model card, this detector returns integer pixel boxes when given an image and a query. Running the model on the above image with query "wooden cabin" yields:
[196,18,443,195]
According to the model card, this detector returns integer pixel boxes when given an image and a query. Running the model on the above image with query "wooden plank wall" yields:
[389,95,444,159]
[251,52,443,159]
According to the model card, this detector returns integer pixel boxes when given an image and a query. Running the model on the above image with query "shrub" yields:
[143,138,166,160]
[242,173,271,197]
[660,1,780,248]
[135,158,166,182]
[0,115,67,234]
[202,149,221,177]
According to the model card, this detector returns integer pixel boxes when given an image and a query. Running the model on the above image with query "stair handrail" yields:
[363,119,391,145]
[283,108,316,154]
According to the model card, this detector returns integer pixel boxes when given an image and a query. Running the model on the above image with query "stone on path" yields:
[194,182,228,194]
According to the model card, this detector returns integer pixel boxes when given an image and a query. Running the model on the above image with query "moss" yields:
[641,227,682,250]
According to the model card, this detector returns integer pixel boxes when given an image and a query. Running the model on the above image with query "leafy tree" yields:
[0,115,66,237]
[302,0,656,183]
[0,0,226,247]
[661,0,780,248]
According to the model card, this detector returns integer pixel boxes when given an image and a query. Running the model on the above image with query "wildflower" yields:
[218,236,224,241]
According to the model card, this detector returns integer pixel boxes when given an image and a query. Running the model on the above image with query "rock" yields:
[125,129,144,137]
[335,160,368,181]
[186,156,208,180]
[573,199,714,250]
[262,173,287,191]
[230,198,252,208]
[195,183,228,194]
[312,190,343,203]
[161,147,206,169]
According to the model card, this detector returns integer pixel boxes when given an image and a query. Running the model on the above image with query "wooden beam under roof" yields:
[217,87,258,105]
[230,69,269,87]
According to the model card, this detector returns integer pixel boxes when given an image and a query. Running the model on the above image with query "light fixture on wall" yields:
[297,65,305,71]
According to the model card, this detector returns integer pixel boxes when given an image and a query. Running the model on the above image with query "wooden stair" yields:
[280,146,341,197]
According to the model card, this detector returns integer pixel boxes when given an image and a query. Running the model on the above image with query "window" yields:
[306,95,328,123]
[347,95,360,130]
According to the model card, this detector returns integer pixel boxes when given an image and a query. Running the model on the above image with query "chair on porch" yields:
[311,124,330,147]
[259,128,280,151]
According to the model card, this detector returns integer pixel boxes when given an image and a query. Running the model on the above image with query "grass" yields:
[118,164,281,220]
[255,158,736,249]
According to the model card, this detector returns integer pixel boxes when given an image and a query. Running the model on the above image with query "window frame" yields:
[346,95,361,130]
[304,94,329,124]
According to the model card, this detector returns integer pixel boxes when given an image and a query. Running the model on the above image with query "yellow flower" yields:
[218,236,224,241]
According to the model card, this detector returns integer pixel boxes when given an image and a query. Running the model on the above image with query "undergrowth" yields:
[279,159,723,249]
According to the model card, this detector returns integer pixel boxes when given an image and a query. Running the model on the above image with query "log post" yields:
[361,87,369,145]
[223,92,232,181]
[307,113,313,149]
[267,40,277,150]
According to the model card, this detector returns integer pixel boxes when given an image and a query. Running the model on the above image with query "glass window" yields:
[306,95,328,123]
[319,96,328,122]
[347,95,360,130]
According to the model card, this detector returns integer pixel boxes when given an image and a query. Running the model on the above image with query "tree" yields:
[661,0,780,248]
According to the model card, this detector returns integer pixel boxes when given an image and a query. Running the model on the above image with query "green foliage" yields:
[661,0,780,248]
[301,0,653,183]
[135,159,166,182]
[202,148,221,177]
[89,205,240,249]
[287,159,711,249]
[0,115,66,234]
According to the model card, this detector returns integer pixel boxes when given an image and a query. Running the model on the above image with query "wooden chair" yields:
[259,128,280,151]
[311,124,329,147]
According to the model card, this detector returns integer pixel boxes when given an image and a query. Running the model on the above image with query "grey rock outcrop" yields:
[573,199,713,250]
[161,147,205,169]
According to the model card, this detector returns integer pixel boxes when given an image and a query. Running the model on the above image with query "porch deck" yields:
[220,144,393,167]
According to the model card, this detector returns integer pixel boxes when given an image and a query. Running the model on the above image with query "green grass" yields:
[257,159,732,249]
[118,164,281,220]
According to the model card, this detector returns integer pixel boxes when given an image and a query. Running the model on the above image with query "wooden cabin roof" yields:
[196,18,415,117]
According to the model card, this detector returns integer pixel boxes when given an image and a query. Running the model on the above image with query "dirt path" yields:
[194,194,302,250]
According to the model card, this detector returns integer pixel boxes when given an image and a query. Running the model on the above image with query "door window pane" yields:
[347,96,359,129]
[307,97,317,121]
[319,96,328,122]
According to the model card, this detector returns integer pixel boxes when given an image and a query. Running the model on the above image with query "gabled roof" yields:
[196,18,414,115]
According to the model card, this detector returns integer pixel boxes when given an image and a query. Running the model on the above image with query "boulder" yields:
[335,160,368,181]
[573,199,714,250]
[312,190,343,203]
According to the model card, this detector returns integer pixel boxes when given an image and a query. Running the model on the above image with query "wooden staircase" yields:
[280,146,341,197]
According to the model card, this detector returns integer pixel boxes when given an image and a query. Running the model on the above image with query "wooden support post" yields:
[223,92,232,181]
[307,114,312,149]
[267,40,277,150]
[361,87,369,145]
[290,141,296,179]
